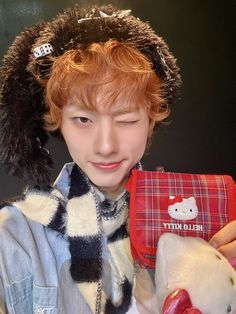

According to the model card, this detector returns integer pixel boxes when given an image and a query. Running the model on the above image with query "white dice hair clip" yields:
[33,43,53,58]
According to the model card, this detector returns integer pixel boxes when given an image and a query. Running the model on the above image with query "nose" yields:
[94,120,118,156]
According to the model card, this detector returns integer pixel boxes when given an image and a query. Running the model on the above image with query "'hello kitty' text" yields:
[163,222,203,232]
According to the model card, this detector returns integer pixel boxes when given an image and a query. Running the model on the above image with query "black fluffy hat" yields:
[0,4,181,186]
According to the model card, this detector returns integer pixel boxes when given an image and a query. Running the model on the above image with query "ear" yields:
[188,197,196,204]
[156,234,190,295]
[157,233,190,267]
[155,233,203,304]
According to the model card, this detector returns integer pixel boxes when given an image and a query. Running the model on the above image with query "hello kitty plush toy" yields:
[155,233,236,314]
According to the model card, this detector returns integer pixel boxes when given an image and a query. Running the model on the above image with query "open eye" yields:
[78,117,90,123]
[72,116,92,124]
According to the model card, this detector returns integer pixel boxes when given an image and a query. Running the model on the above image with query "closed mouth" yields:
[91,161,122,169]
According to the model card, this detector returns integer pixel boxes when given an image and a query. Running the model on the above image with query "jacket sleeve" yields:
[0,276,7,314]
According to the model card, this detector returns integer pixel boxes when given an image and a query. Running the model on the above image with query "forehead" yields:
[67,82,143,114]
[66,98,140,115]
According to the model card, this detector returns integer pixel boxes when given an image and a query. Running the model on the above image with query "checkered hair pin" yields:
[33,43,53,58]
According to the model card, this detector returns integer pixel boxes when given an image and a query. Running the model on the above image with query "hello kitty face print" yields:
[168,196,198,221]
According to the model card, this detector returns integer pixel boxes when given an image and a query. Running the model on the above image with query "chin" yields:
[94,179,121,189]
[92,175,126,191]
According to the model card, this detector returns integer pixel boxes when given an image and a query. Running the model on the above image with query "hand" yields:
[209,220,236,268]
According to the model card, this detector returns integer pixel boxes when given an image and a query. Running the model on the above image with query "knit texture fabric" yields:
[14,163,134,313]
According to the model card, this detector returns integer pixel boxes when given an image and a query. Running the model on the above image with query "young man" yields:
[0,4,235,314]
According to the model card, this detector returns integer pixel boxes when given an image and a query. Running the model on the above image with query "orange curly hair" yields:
[42,40,169,132]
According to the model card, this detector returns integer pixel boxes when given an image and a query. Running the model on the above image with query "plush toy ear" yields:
[156,233,191,305]
[156,233,192,272]
[157,233,188,256]
[156,233,211,277]
[155,233,217,308]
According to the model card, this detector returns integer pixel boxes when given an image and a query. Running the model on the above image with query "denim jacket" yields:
[0,164,157,314]
[0,204,94,314]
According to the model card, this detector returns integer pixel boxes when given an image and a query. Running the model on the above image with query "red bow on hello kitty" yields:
[168,196,183,205]
[162,289,202,314]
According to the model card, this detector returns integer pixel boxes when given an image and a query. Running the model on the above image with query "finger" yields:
[217,239,236,261]
[209,221,236,248]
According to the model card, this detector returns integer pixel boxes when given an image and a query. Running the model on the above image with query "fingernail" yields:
[229,257,236,267]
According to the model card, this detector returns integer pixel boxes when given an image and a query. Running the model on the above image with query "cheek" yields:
[61,126,83,155]
[121,126,149,152]
[65,136,88,159]
[118,133,148,165]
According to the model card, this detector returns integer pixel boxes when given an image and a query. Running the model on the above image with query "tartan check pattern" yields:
[126,170,236,268]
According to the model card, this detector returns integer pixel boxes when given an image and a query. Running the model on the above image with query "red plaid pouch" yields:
[125,170,236,268]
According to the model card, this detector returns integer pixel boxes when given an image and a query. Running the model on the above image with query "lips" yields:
[91,161,122,170]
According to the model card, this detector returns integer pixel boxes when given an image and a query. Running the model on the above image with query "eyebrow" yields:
[67,102,92,110]
[110,108,137,116]
[67,102,137,116]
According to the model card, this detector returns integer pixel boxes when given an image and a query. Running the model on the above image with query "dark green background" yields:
[0,0,235,200]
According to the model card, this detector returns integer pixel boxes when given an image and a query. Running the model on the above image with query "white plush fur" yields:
[156,233,236,314]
